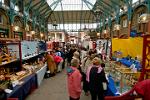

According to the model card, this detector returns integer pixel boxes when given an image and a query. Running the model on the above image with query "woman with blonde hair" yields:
[86,57,107,100]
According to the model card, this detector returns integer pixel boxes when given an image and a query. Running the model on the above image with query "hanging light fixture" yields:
[40,33,44,38]
[30,31,35,35]
[103,29,107,34]
[139,14,150,23]
[13,26,19,31]
[97,32,100,36]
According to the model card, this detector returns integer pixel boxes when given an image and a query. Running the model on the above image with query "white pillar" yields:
[55,32,57,42]
[62,32,65,42]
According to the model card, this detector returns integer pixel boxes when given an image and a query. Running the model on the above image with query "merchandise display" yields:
[0,39,47,99]
[105,61,141,94]
[0,44,18,66]
[21,41,39,60]
[0,0,150,99]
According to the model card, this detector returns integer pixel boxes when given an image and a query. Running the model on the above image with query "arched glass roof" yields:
[47,0,96,11]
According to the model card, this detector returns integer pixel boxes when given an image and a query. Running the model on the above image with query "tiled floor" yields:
[26,70,91,100]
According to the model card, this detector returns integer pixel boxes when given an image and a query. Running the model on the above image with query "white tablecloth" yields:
[36,64,47,87]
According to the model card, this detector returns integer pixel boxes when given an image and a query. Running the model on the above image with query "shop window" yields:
[123,19,127,28]
[0,29,9,38]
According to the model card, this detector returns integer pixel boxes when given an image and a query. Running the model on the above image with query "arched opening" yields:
[13,16,24,40]
[0,8,9,38]
[120,14,128,38]
[131,5,148,34]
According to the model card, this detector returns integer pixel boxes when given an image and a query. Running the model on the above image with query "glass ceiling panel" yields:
[132,0,139,4]
[46,0,96,11]
[48,23,98,32]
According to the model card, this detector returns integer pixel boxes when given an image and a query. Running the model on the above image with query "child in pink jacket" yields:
[67,58,82,100]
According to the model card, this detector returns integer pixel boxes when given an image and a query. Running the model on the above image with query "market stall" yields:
[36,64,47,87]
[0,39,47,100]
[7,74,37,100]
[104,35,150,99]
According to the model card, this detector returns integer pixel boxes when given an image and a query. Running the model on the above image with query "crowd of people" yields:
[46,45,108,100]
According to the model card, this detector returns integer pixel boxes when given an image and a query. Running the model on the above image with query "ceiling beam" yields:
[46,0,62,20]
[49,0,62,9]
[80,0,84,31]
[31,0,43,9]
[110,0,121,6]
[60,1,65,30]
[57,11,61,28]
[41,7,51,15]
[25,0,32,11]
[39,5,48,13]
[84,11,88,25]
[36,2,47,11]
[100,0,114,9]
[96,1,113,13]
[76,11,78,30]
[82,0,94,10]
[88,11,92,27]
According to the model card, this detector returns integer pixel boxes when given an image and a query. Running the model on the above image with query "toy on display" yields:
[0,39,47,94]
[104,35,150,99]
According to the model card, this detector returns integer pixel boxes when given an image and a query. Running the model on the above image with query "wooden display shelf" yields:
[17,72,32,81]
[22,54,38,60]
[0,59,18,67]
[22,51,46,61]
[0,38,20,42]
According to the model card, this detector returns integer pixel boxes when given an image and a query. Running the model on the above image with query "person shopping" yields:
[67,58,82,100]
[46,52,57,76]
[53,52,63,72]
[81,51,95,95]
[86,57,107,100]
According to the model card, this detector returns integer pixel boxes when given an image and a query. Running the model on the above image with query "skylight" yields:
[46,0,96,11]
[132,0,139,4]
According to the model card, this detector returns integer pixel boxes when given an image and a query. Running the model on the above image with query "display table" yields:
[119,58,141,70]
[7,74,37,100]
[105,76,119,96]
[36,64,47,87]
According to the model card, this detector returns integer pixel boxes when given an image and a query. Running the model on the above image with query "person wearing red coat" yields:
[67,59,82,100]
[134,79,150,100]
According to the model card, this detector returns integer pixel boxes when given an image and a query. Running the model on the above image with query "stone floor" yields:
[26,70,91,100]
